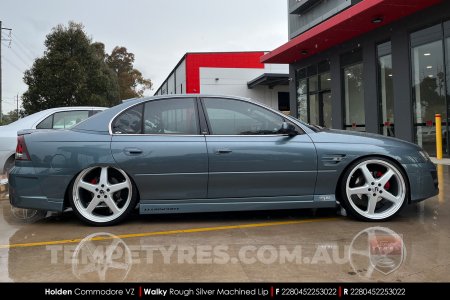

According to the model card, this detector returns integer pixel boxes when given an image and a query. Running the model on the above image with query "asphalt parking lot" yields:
[0,165,449,283]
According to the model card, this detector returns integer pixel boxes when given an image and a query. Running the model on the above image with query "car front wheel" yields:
[69,166,137,226]
[340,157,408,221]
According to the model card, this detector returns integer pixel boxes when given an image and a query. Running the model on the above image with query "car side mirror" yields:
[281,122,298,137]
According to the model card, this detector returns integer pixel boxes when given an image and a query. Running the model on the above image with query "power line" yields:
[1,55,24,75]
[4,46,32,68]
[1,21,13,123]
[12,39,35,62]
[11,32,39,58]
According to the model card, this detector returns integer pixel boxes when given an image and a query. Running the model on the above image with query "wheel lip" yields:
[72,166,132,224]
[345,159,406,220]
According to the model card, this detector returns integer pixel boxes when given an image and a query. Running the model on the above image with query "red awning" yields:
[261,0,442,64]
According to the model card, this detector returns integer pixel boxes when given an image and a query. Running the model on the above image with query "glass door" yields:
[342,49,365,132]
[343,62,365,131]
[296,61,331,127]
[411,24,447,156]
[377,41,395,136]
[320,91,332,128]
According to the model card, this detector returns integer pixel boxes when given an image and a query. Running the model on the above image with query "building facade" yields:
[262,0,450,156]
[155,52,291,113]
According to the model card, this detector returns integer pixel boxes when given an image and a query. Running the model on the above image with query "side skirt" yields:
[139,195,336,214]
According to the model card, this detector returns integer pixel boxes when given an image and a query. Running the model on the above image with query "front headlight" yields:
[418,150,431,162]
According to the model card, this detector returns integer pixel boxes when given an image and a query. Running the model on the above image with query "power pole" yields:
[0,21,13,124]
[16,94,19,119]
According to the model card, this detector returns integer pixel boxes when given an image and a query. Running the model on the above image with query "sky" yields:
[1,0,288,113]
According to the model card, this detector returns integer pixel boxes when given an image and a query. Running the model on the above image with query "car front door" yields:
[111,97,208,200]
[201,97,317,199]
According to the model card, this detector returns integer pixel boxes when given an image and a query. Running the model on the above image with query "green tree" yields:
[0,110,22,125]
[106,46,152,99]
[22,22,120,114]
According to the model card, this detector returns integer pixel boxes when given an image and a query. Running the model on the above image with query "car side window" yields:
[53,111,90,129]
[36,111,90,129]
[112,104,143,134]
[203,98,284,135]
[36,115,53,129]
[143,98,199,135]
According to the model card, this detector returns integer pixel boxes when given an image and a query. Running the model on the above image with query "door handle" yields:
[215,148,232,154]
[124,147,143,155]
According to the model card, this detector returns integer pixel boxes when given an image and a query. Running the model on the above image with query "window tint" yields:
[203,98,284,135]
[112,104,143,134]
[36,111,90,129]
[144,98,198,134]
[36,115,53,129]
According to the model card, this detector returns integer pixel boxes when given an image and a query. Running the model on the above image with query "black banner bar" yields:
[0,283,448,298]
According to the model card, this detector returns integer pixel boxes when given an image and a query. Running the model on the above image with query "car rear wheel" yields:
[70,166,137,226]
[340,157,408,221]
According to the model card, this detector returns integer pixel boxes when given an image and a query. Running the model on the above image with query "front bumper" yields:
[404,160,438,203]
[9,164,65,212]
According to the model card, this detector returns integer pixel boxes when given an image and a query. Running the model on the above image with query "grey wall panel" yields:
[391,29,414,142]
[289,65,297,117]
[330,54,343,129]
[289,0,352,39]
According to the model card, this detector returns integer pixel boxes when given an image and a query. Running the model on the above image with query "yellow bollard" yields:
[435,114,443,160]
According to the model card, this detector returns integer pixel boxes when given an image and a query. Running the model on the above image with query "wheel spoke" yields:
[382,191,399,204]
[348,185,370,196]
[100,167,109,185]
[367,197,378,214]
[360,164,375,184]
[378,169,394,186]
[104,196,120,214]
[79,180,98,193]
[85,197,101,213]
[109,181,129,193]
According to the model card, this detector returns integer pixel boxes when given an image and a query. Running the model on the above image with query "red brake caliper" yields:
[90,178,98,184]
[376,171,390,190]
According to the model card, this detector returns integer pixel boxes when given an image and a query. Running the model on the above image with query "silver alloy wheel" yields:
[345,159,406,220]
[72,166,132,223]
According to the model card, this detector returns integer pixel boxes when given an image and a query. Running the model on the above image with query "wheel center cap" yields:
[374,187,379,192]
[99,190,105,195]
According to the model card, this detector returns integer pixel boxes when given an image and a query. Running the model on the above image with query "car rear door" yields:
[111,97,208,200]
[201,97,317,199]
